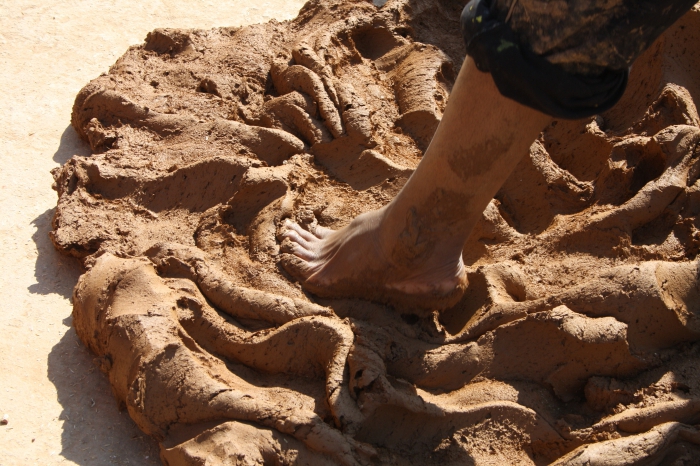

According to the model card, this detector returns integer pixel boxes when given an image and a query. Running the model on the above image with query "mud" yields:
[50,0,700,464]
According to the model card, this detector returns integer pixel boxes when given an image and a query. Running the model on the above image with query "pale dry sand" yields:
[0,2,306,464]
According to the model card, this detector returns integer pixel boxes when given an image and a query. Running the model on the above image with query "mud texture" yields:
[50,0,700,464]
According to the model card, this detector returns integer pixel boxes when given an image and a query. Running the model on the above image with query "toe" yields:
[311,224,334,239]
[282,229,314,250]
[280,238,316,261]
[286,220,320,242]
[280,253,316,281]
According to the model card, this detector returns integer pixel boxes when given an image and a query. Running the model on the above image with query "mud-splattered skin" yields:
[51,0,700,464]
[393,189,474,266]
[446,136,512,180]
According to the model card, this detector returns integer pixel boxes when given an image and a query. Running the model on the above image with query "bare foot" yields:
[279,209,467,311]
[279,58,552,312]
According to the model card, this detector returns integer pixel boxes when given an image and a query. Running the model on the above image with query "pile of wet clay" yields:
[51,0,700,463]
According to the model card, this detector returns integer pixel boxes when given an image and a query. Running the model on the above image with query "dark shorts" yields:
[461,0,697,118]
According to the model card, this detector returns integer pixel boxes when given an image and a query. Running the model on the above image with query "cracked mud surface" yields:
[50,0,700,464]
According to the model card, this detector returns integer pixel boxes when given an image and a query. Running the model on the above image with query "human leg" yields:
[280,58,553,310]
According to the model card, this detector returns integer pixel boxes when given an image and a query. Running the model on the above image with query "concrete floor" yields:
[0,1,307,464]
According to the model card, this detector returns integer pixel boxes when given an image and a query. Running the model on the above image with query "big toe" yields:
[280,237,317,261]
[280,253,316,281]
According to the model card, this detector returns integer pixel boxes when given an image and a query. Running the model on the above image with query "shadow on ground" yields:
[31,128,162,464]
[47,326,161,466]
[29,208,81,299]
[53,125,92,165]
[30,125,89,298]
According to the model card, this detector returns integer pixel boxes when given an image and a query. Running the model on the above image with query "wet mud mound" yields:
[51,0,700,464]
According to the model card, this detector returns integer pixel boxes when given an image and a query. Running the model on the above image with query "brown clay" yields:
[51,1,700,464]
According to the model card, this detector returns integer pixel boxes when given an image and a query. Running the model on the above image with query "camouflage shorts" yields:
[461,0,696,118]
[493,0,698,75]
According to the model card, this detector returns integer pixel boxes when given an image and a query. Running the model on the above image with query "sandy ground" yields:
[0,2,306,464]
